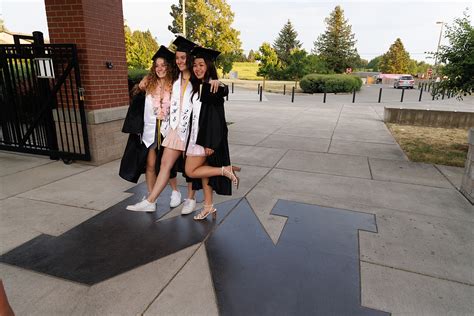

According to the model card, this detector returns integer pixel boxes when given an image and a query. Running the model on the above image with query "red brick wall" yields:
[45,0,129,111]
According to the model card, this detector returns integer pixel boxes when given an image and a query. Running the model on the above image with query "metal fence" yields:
[0,32,90,162]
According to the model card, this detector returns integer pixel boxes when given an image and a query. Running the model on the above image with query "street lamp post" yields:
[182,0,186,37]
[433,21,445,77]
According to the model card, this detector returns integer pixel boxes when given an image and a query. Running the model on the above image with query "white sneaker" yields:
[126,199,156,212]
[169,190,182,208]
[181,199,196,215]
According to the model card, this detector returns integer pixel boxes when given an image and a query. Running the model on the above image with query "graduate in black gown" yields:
[119,46,182,210]
[184,46,241,221]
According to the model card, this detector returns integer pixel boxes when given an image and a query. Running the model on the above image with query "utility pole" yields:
[182,0,186,37]
[434,21,445,77]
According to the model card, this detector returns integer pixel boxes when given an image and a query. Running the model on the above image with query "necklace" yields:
[152,80,166,117]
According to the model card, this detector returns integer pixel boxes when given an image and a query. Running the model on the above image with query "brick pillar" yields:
[45,0,129,165]
[461,128,474,204]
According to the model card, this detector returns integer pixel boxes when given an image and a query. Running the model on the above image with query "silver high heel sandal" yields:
[193,204,217,221]
[222,165,240,189]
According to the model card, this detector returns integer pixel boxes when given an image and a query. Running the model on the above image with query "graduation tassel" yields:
[157,119,162,148]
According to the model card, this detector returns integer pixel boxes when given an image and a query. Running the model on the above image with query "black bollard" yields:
[323,91,327,103]
[291,87,295,103]
[232,82,234,93]
[258,83,260,94]
[427,83,430,92]
[283,84,286,95]
[378,88,383,103]
[259,86,263,102]
[442,89,445,100]
[400,88,405,102]
[418,86,423,102]
[352,89,356,103]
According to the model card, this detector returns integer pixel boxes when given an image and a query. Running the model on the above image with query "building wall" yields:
[45,0,130,165]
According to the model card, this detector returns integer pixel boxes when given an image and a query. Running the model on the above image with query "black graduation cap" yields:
[172,35,197,53]
[152,45,175,62]
[191,46,221,61]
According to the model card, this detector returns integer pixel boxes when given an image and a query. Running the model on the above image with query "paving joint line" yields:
[367,157,374,180]
[12,195,105,212]
[141,243,205,315]
[272,165,461,191]
[360,260,474,287]
[274,191,474,225]
[142,198,245,315]
[432,164,460,191]
[327,104,345,153]
[0,160,56,178]
[0,165,98,201]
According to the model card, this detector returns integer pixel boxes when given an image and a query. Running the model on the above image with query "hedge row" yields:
[127,68,148,90]
[300,74,362,93]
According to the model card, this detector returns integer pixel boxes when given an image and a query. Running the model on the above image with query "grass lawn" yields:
[387,123,469,167]
[227,62,262,80]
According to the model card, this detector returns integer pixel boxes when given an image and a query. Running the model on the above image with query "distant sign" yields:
[427,68,433,75]
[346,68,352,74]
[229,71,238,79]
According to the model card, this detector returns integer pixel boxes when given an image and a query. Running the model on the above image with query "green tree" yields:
[124,24,159,69]
[367,56,382,71]
[379,38,411,73]
[168,0,242,73]
[284,48,310,83]
[255,42,279,87]
[124,24,135,69]
[306,54,332,74]
[435,10,473,98]
[220,52,240,77]
[313,6,358,73]
[273,20,302,66]
[247,49,256,62]
[353,55,369,70]
[407,59,418,75]
[414,61,432,76]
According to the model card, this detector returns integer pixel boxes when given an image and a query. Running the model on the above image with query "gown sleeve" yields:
[122,92,145,134]
[196,83,228,150]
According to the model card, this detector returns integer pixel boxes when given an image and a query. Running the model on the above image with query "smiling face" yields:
[154,58,167,79]
[193,58,207,80]
[175,51,187,72]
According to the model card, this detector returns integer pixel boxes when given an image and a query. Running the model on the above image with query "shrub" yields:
[127,68,148,90]
[300,74,362,93]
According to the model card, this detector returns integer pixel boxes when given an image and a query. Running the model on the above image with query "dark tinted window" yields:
[400,76,413,80]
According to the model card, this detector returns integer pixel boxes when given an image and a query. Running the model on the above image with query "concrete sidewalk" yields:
[0,89,472,315]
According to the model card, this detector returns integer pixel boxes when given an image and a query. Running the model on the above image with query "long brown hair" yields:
[145,57,174,94]
[191,58,218,100]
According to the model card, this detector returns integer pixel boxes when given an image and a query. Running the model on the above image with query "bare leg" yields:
[145,148,157,194]
[147,148,182,203]
[185,156,219,178]
[187,182,195,199]
[202,177,213,206]
[185,157,239,186]
[169,177,178,191]
[0,280,14,316]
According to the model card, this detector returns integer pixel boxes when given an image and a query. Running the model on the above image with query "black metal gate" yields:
[0,31,90,161]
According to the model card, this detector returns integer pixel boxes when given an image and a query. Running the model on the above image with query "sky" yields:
[2,0,472,63]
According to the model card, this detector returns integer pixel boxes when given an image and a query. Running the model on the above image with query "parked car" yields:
[393,75,415,89]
